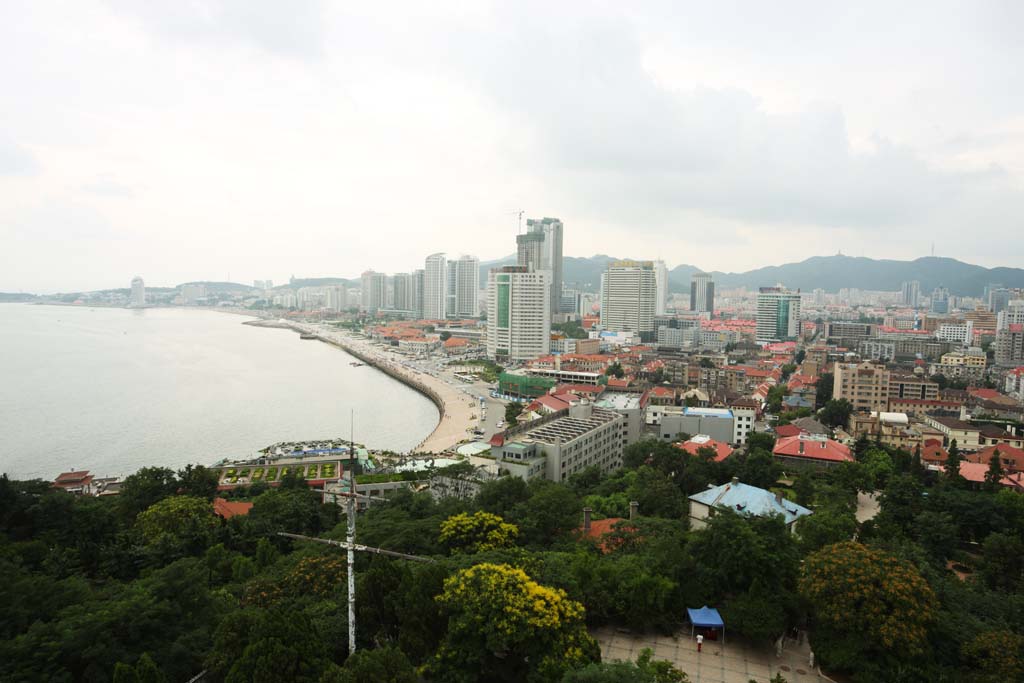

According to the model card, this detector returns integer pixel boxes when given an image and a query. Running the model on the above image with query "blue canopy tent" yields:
[687,606,725,644]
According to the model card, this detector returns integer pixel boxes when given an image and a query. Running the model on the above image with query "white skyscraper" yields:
[599,261,657,338]
[690,272,715,314]
[756,286,802,343]
[486,266,551,362]
[448,255,480,318]
[900,281,921,307]
[424,253,447,320]
[654,260,669,316]
[130,276,145,307]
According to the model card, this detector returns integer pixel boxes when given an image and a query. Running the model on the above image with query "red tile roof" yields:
[676,437,734,462]
[54,470,92,483]
[213,497,254,519]
[773,435,854,463]
[774,424,804,438]
[921,442,949,463]
[578,518,637,553]
[969,388,1003,401]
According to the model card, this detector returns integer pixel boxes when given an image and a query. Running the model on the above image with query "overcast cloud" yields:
[2,1,1023,292]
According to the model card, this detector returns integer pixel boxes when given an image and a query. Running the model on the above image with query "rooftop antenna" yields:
[514,210,524,233]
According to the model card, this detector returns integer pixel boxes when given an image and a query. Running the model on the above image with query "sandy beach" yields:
[273,322,478,454]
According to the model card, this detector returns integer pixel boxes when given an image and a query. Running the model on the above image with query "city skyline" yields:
[5,3,1024,293]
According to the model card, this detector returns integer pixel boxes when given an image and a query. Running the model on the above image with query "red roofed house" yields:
[443,337,472,355]
[966,444,1024,474]
[578,505,639,553]
[920,439,949,466]
[213,497,254,519]
[774,424,804,438]
[773,434,854,469]
[676,434,735,462]
[53,470,95,495]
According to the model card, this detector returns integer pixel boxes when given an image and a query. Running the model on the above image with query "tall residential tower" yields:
[423,253,447,320]
[600,261,657,339]
[690,272,715,315]
[756,286,802,343]
[486,266,551,362]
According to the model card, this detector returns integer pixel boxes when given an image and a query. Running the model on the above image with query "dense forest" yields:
[2,435,1023,682]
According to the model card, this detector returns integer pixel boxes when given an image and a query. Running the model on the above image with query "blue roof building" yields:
[688,477,812,533]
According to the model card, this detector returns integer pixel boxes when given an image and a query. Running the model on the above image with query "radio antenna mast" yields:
[347,409,356,653]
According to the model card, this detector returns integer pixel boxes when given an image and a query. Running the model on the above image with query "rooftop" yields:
[690,479,812,526]
[594,393,644,410]
[676,435,734,462]
[684,407,733,419]
[213,498,253,519]
[518,407,621,445]
[773,434,854,463]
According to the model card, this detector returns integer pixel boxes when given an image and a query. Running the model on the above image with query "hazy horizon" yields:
[4,2,1024,292]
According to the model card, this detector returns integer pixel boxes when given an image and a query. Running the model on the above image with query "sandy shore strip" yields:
[248,320,478,454]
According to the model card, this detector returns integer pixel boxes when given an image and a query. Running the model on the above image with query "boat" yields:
[350,362,365,367]
[299,333,317,340]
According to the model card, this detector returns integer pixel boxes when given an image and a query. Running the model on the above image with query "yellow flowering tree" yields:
[438,511,519,554]
[428,563,599,682]
[800,541,936,671]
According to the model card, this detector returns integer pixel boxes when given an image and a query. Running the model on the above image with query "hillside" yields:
[688,255,1024,296]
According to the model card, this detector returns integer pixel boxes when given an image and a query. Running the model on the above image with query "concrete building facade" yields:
[756,286,802,343]
[600,261,657,339]
[486,266,551,362]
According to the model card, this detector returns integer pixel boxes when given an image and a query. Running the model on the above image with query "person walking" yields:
[696,634,703,653]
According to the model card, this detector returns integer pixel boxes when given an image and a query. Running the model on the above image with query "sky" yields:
[2,1,1024,293]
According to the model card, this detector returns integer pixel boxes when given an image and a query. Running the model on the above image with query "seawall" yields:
[245,320,462,453]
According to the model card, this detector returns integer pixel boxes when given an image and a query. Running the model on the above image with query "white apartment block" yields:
[600,261,657,338]
[486,266,551,362]
[423,253,447,320]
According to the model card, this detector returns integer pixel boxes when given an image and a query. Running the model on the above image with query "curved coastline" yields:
[246,320,475,454]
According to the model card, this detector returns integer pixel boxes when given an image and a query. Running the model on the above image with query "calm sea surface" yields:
[0,304,439,480]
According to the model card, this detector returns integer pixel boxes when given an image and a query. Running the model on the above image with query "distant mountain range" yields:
[9,255,1022,301]
[481,254,1024,297]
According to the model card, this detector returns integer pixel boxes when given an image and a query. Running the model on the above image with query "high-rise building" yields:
[423,253,447,320]
[812,288,826,306]
[930,286,950,314]
[900,281,921,307]
[447,255,479,318]
[654,260,669,316]
[413,269,425,319]
[756,286,802,343]
[516,230,546,271]
[690,272,715,314]
[130,276,145,307]
[989,288,1011,315]
[519,217,564,315]
[326,285,347,312]
[486,266,551,362]
[600,261,657,338]
[391,273,415,313]
[360,270,387,313]
[997,300,1024,330]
